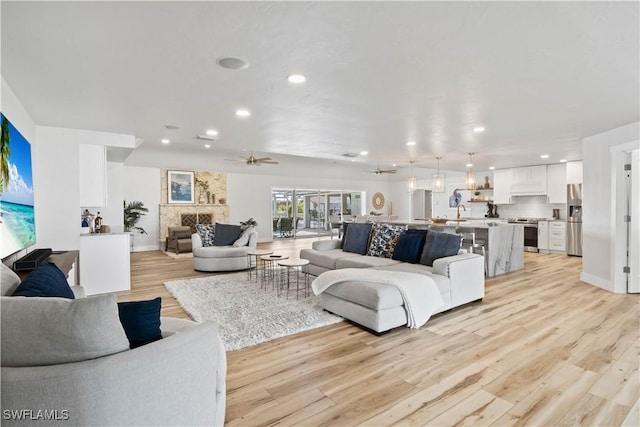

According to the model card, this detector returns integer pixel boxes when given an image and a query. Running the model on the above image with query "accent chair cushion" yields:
[11,262,74,299]
[117,297,163,349]
[196,224,216,247]
[419,230,462,267]
[1,263,21,296]
[1,294,130,367]
[233,226,255,247]
[342,223,373,255]
[392,233,426,263]
[367,223,407,258]
[173,229,192,239]
[213,223,242,246]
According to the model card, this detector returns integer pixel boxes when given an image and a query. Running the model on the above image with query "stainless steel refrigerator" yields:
[567,184,583,256]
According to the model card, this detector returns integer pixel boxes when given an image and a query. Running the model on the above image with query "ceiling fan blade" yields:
[259,160,279,164]
[381,169,398,174]
[254,157,272,162]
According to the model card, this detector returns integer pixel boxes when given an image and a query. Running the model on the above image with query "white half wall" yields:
[581,121,640,293]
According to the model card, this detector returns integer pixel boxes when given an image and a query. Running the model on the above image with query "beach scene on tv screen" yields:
[1,113,35,259]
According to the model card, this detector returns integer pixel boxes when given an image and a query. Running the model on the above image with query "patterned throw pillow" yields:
[367,223,408,258]
[196,224,215,247]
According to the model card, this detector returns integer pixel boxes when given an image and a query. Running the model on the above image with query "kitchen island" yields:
[404,220,524,277]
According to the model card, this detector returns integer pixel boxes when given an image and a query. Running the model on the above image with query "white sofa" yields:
[300,239,485,333]
[192,230,258,272]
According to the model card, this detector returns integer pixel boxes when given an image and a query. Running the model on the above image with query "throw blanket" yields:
[312,268,444,329]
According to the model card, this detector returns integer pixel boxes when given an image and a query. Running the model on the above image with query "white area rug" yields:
[162,251,193,259]
[164,273,343,351]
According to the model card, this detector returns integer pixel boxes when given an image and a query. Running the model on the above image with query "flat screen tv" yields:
[1,112,35,259]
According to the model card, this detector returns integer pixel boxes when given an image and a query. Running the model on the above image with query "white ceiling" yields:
[2,1,638,173]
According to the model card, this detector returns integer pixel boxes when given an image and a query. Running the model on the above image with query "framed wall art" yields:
[168,170,194,204]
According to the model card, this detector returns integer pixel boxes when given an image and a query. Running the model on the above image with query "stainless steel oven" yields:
[508,218,539,252]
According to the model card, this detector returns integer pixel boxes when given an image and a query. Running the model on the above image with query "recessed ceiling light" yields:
[466,163,473,168]
[287,74,306,83]
[540,154,550,159]
[406,141,416,146]
[473,126,485,133]
[392,163,397,167]
[560,159,568,163]
[360,151,368,156]
[206,129,218,136]
[161,139,170,144]
[489,166,496,170]
[204,144,211,149]
[236,109,251,118]
[217,57,249,70]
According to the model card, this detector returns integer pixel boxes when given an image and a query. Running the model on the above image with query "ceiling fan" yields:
[362,167,397,175]
[225,152,279,166]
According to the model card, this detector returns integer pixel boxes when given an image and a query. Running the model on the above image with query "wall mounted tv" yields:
[1,112,35,259]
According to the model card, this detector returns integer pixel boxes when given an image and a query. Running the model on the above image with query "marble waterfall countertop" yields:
[402,220,523,277]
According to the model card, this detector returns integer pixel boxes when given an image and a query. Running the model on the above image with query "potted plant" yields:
[123,200,148,234]
[195,176,209,204]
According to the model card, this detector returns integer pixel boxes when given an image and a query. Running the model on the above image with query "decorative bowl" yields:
[431,218,449,224]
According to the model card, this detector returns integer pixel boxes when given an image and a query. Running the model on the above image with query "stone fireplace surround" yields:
[159,170,229,242]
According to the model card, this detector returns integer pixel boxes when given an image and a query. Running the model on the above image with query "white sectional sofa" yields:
[300,237,485,333]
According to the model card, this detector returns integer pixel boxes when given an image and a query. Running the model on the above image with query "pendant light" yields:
[465,152,476,190]
[407,161,416,193]
[432,157,445,193]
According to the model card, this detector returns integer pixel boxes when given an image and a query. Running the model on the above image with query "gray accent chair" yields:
[1,264,227,427]
[192,230,258,272]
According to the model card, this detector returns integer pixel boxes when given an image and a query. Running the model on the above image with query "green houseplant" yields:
[124,200,149,234]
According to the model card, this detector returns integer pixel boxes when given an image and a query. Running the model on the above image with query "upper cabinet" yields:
[79,144,107,207]
[510,165,547,195]
[566,161,583,184]
[493,169,513,204]
[547,163,567,204]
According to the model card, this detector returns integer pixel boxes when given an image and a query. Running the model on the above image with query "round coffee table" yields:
[260,254,289,290]
[246,249,273,282]
[277,258,310,299]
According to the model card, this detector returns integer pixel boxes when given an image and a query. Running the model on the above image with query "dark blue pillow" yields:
[406,228,428,238]
[419,231,462,267]
[342,223,373,255]
[213,223,242,246]
[11,262,74,299]
[117,297,162,349]
[392,233,426,263]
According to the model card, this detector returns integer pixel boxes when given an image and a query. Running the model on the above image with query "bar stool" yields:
[456,226,487,274]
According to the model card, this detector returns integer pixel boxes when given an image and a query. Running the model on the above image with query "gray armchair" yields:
[165,226,193,254]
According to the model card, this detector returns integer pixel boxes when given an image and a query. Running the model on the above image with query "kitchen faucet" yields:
[456,204,466,219]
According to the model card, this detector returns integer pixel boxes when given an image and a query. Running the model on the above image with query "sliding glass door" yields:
[271,188,364,239]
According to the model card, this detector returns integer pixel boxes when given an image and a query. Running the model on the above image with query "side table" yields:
[260,254,289,290]
[277,258,310,299]
[246,249,273,282]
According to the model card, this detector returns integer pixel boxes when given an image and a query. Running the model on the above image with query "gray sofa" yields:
[192,230,258,272]
[300,238,485,333]
[1,264,226,427]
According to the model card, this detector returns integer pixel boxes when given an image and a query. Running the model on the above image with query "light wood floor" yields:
[121,240,640,426]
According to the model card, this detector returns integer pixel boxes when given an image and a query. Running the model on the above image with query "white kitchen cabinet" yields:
[566,161,583,184]
[493,169,513,204]
[538,220,549,251]
[548,221,566,252]
[80,233,130,295]
[547,163,567,204]
[510,165,547,195]
[79,144,107,207]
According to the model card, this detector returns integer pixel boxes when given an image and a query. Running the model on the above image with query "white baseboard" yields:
[580,271,615,293]
[132,244,160,253]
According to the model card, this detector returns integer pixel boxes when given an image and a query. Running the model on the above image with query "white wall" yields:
[582,121,640,293]
[103,162,124,233]
[123,166,161,251]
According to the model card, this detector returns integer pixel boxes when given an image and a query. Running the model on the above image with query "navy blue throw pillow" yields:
[213,223,242,246]
[117,297,162,349]
[419,231,462,267]
[392,233,426,263]
[12,262,74,299]
[342,223,373,255]
[406,228,428,238]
